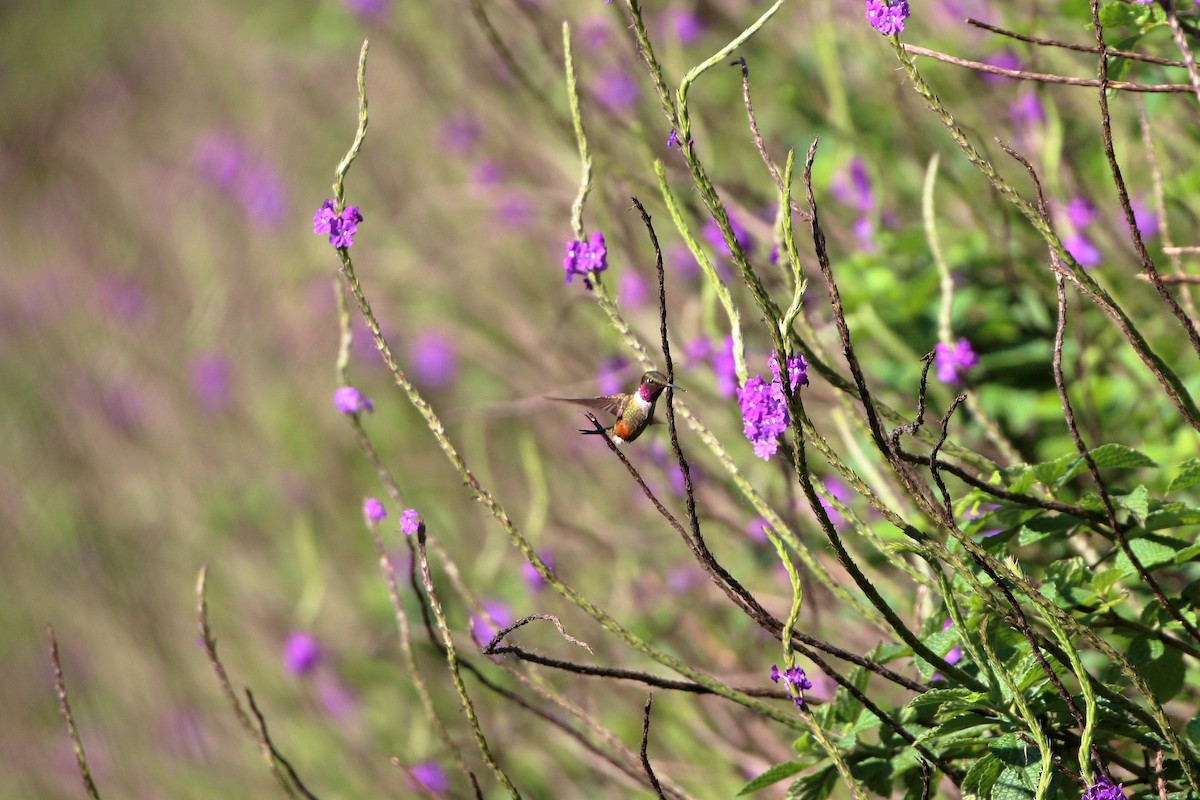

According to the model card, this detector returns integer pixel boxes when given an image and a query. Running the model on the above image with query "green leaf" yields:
[1114,534,1190,574]
[1168,459,1200,494]
[1129,635,1185,702]
[1118,485,1150,524]
[961,754,1003,800]
[739,761,808,795]
[851,757,893,797]
[1145,506,1200,531]
[1060,444,1157,484]
[1017,514,1079,546]
[1098,1,1150,29]
[907,688,981,710]
[1185,717,1200,746]
[786,764,838,800]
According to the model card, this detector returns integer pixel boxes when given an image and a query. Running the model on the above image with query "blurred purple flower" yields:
[409,762,449,795]
[1064,233,1101,268]
[702,214,754,260]
[283,631,320,676]
[745,516,772,544]
[666,7,705,44]
[981,50,1020,84]
[618,269,648,307]
[667,461,699,496]
[470,600,514,648]
[666,242,700,279]
[1010,92,1044,132]
[363,497,387,524]
[818,477,850,530]
[496,192,534,228]
[563,232,608,286]
[400,509,420,536]
[852,215,877,252]
[440,114,481,156]
[313,200,364,249]
[472,159,504,186]
[592,68,639,113]
[410,331,458,388]
[343,0,390,20]
[190,354,231,415]
[831,157,874,212]
[521,551,553,595]
[666,563,702,594]
[100,275,147,325]
[739,375,789,460]
[316,673,358,721]
[683,338,711,365]
[194,132,243,190]
[1132,196,1159,239]
[579,16,609,50]
[934,338,978,385]
[712,335,737,397]
[101,381,144,432]
[1065,196,1096,230]
[941,619,962,665]
[333,386,373,415]
[865,0,910,35]
[596,355,628,395]
[236,163,287,229]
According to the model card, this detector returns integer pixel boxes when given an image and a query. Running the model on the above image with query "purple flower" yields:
[941,619,962,666]
[831,157,874,213]
[191,354,231,415]
[470,600,514,648]
[769,664,814,707]
[496,192,534,228]
[934,338,978,385]
[1132,196,1159,239]
[195,132,243,189]
[521,551,553,595]
[1065,196,1096,230]
[1010,92,1045,132]
[665,7,705,44]
[769,352,809,394]
[236,163,287,229]
[363,497,387,524]
[313,200,364,249]
[739,375,790,460]
[592,68,639,114]
[702,215,754,261]
[283,632,320,676]
[579,16,610,50]
[317,673,358,721]
[1064,233,1101,268]
[333,386,373,415]
[596,355,628,395]
[683,338,711,365]
[667,242,700,279]
[563,232,608,286]
[865,0,910,35]
[981,50,1021,85]
[343,0,391,19]
[100,274,147,325]
[618,269,648,307]
[440,114,481,156]
[409,761,449,794]
[472,159,504,186]
[667,461,699,496]
[1082,777,1126,800]
[745,516,772,544]
[400,509,420,536]
[410,331,458,389]
[852,215,877,252]
[712,335,737,397]
[818,477,851,530]
[667,129,680,149]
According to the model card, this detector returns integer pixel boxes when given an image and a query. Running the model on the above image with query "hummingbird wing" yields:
[546,394,627,418]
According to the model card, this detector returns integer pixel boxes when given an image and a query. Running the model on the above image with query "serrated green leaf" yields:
[1060,444,1157,483]
[962,754,1003,800]
[992,766,1040,800]
[1176,544,1200,565]
[1017,514,1078,545]
[1118,485,1150,524]
[851,757,893,797]
[1129,635,1185,702]
[908,688,979,710]
[1168,459,1200,494]
[739,761,809,795]
[1146,506,1200,531]
[786,764,838,800]
[1115,534,1190,574]
[1186,717,1200,746]
[1098,1,1150,28]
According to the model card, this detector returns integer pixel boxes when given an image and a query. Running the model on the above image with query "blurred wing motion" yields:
[546,394,628,418]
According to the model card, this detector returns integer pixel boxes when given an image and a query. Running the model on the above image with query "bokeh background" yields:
[3,0,1198,797]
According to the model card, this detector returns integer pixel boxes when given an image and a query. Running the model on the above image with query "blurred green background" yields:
[3,0,1198,797]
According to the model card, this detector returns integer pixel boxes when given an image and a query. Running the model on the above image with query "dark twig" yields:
[483,614,594,655]
[733,58,810,222]
[48,626,103,800]
[902,43,1196,92]
[1089,0,1200,362]
[1158,1,1200,106]
[966,17,1188,68]
[928,395,968,516]
[640,695,668,800]
[245,690,320,800]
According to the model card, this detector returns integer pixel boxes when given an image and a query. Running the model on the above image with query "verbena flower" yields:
[738,375,790,460]
[1064,233,1101,269]
[770,664,814,707]
[1082,777,1126,800]
[712,335,738,397]
[618,269,648,307]
[592,68,639,113]
[818,476,851,530]
[470,600,514,648]
[313,200,364,249]
[981,50,1021,85]
[521,551,553,595]
[333,385,373,415]
[864,0,910,35]
[934,339,978,385]
[769,352,809,394]
[283,631,320,676]
[665,7,704,44]
[343,0,390,20]
[702,215,754,261]
[362,497,387,524]
[191,354,231,415]
[745,516,772,544]
[1132,196,1159,239]
[440,114,480,156]
[410,331,457,389]
[409,762,449,794]
[1066,196,1096,229]
[596,355,628,395]
[563,232,608,287]
[400,509,420,536]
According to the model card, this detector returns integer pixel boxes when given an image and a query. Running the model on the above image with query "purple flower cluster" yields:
[934,339,977,385]
[1082,777,1126,800]
[865,0,910,35]
[770,663,814,707]
[363,497,387,524]
[400,509,420,536]
[313,200,364,249]
[333,386,374,415]
[195,131,288,229]
[563,232,608,288]
[283,631,320,676]
[738,354,808,460]
[831,156,876,252]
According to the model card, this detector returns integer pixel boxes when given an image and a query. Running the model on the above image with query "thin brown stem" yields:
[48,626,103,800]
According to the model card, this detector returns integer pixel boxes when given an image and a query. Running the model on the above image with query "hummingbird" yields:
[549,370,684,444]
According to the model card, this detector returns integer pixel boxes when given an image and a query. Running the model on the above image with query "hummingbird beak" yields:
[665,382,685,392]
